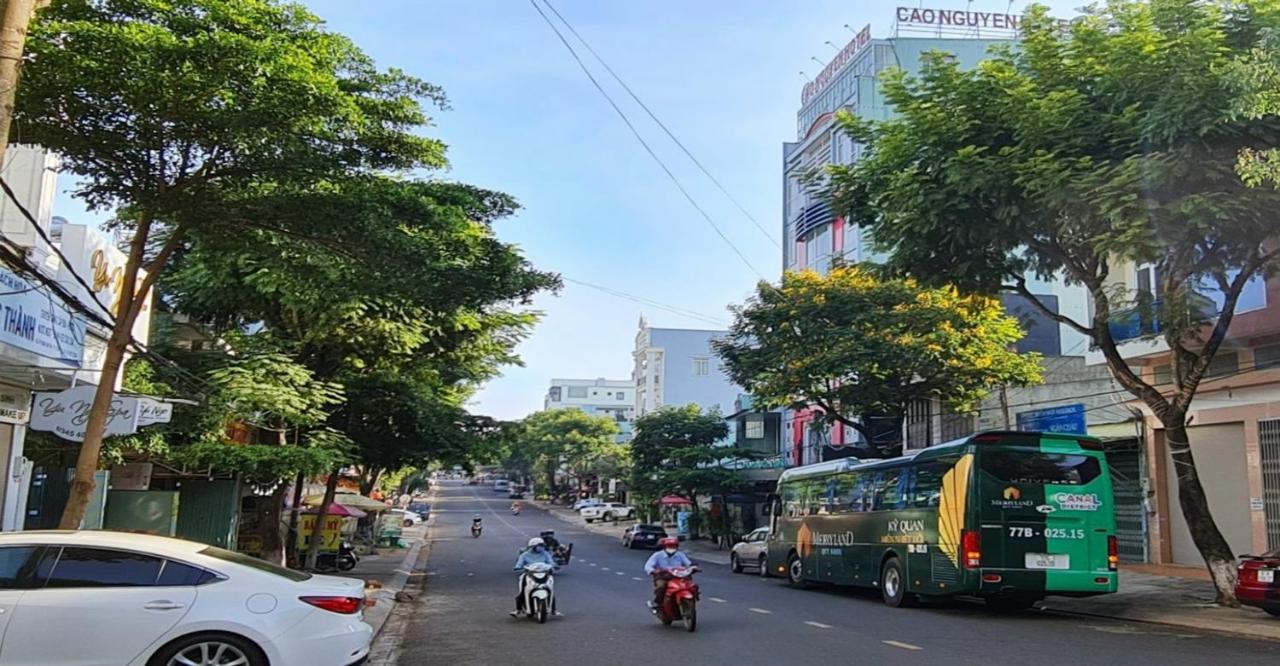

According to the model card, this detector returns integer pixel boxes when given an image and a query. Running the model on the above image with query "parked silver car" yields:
[730,527,770,576]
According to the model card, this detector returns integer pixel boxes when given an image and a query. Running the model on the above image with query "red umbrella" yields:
[659,495,692,506]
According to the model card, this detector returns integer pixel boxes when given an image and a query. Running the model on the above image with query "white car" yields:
[730,527,771,576]
[579,502,635,523]
[573,498,604,511]
[0,530,371,666]
[391,509,423,526]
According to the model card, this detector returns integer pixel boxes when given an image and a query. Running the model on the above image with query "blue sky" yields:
[55,1,1077,421]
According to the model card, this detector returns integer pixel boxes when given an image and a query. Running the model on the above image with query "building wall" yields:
[544,378,635,441]
[648,328,738,416]
[1161,423,1253,564]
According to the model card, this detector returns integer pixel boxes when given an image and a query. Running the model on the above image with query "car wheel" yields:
[403,518,414,527]
[149,632,267,666]
[758,555,769,577]
[880,557,917,608]
[586,518,594,523]
[786,553,808,589]
[603,512,614,522]
[731,553,743,574]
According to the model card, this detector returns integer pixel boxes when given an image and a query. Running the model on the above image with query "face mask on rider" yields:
[664,547,677,556]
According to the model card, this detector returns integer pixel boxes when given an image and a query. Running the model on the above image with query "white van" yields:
[493,479,511,493]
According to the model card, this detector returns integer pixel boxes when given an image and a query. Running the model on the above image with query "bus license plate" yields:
[1260,569,1275,583]
[1026,553,1070,570]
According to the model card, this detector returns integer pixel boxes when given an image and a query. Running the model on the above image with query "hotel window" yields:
[693,357,710,376]
[567,386,588,399]
[745,419,765,440]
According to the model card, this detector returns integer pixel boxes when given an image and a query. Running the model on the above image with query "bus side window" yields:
[872,470,900,511]
[848,472,868,512]
[914,463,945,508]
[895,468,915,510]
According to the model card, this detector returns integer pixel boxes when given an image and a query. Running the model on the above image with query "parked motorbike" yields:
[471,521,483,538]
[519,562,556,623]
[315,541,359,572]
[651,566,700,632]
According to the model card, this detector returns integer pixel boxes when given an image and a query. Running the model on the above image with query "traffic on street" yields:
[386,482,1280,665]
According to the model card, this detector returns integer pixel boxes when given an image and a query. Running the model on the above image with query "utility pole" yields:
[0,0,49,168]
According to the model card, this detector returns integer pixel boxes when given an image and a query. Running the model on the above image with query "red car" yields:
[1236,546,1280,616]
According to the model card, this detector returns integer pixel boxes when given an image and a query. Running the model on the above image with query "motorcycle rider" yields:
[510,537,560,617]
[510,500,524,515]
[644,537,693,610]
[471,515,483,535]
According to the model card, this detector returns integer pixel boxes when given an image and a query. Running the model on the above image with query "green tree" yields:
[715,265,1041,455]
[825,0,1280,602]
[629,405,742,538]
[520,409,620,496]
[17,0,447,529]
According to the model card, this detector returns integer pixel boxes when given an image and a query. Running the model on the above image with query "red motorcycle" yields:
[652,566,700,632]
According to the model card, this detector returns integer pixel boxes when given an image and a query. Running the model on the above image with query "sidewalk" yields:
[1036,565,1280,641]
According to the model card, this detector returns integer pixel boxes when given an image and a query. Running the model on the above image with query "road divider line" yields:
[804,621,833,629]
[708,597,727,603]
[632,577,643,581]
[749,607,772,614]
[615,571,624,576]
[883,640,923,651]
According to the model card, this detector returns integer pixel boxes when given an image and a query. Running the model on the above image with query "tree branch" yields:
[1003,276,1093,336]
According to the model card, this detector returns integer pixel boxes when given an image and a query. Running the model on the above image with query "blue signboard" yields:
[1016,403,1087,434]
[0,267,84,366]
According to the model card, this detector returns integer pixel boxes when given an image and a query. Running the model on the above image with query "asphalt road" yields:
[393,482,1280,665]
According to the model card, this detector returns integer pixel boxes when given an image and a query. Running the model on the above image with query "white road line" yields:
[615,571,625,576]
[632,577,643,581]
[804,621,833,629]
[748,607,772,614]
[602,567,611,571]
[589,563,597,567]
[883,640,924,651]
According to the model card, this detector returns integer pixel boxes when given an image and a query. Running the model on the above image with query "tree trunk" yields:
[305,467,341,571]
[544,461,557,499]
[360,467,383,497]
[1164,420,1239,606]
[59,217,184,529]
[285,471,305,565]
[687,493,700,539]
[0,0,49,169]
[259,484,289,565]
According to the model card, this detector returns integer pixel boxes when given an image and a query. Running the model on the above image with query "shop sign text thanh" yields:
[802,24,871,105]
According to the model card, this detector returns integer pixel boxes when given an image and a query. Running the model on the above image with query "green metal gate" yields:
[176,479,241,549]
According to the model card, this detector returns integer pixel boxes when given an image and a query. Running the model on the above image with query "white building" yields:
[544,378,635,441]
[631,318,738,419]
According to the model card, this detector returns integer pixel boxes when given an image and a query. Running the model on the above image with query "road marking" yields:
[883,640,923,651]
[589,563,597,567]
[632,577,643,581]
[748,607,772,614]
[602,567,611,571]
[615,571,625,576]
[804,621,833,629]
[708,597,727,603]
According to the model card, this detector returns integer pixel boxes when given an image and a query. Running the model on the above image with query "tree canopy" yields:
[629,405,743,535]
[715,266,1041,453]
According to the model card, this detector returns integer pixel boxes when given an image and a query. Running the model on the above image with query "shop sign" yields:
[0,387,30,424]
[30,386,173,442]
[0,267,85,366]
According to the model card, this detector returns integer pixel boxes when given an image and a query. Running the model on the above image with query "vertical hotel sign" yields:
[802,24,872,105]
[57,224,152,346]
[0,267,85,366]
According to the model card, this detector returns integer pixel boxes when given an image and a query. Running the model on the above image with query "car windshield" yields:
[637,525,663,532]
[199,546,312,582]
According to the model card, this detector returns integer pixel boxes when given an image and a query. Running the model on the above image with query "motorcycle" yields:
[315,541,359,572]
[539,530,572,566]
[651,566,700,632]
[471,521,483,538]
[519,562,556,623]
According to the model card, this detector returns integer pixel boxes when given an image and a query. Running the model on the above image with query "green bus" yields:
[765,431,1119,609]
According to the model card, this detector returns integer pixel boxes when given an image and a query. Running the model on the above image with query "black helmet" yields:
[540,530,555,537]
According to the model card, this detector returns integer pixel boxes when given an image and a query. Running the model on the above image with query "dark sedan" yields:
[622,524,668,549]
[1237,546,1280,616]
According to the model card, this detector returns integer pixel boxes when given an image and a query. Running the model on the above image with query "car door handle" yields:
[144,601,186,611]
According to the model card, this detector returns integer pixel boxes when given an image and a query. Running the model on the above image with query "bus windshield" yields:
[980,451,1101,486]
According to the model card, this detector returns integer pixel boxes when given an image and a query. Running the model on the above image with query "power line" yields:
[526,0,766,280]
[562,276,727,327]
[539,0,780,249]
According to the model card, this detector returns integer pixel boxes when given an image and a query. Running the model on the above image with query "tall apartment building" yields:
[631,318,738,420]
[544,378,635,441]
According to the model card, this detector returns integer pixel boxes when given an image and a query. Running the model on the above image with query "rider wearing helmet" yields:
[511,537,559,617]
[643,537,693,609]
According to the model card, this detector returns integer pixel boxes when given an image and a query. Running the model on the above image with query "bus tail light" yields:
[962,530,981,569]
[1107,536,1118,571]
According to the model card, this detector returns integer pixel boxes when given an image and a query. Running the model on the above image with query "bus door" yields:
[976,445,1110,582]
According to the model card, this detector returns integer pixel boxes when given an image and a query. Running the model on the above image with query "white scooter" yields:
[519,562,556,623]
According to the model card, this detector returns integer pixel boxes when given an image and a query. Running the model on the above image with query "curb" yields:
[1037,604,1280,643]
[365,486,438,648]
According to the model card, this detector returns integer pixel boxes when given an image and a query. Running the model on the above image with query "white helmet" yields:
[527,537,545,549]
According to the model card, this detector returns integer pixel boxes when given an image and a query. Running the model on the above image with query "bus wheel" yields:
[786,553,808,589]
[880,557,917,608]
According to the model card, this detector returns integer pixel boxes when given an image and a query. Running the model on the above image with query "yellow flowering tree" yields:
[714,265,1041,454]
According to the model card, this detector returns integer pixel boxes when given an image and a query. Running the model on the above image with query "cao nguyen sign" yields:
[30,386,172,442]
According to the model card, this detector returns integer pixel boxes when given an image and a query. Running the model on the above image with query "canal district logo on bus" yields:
[1053,492,1102,512]
[990,485,1033,509]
